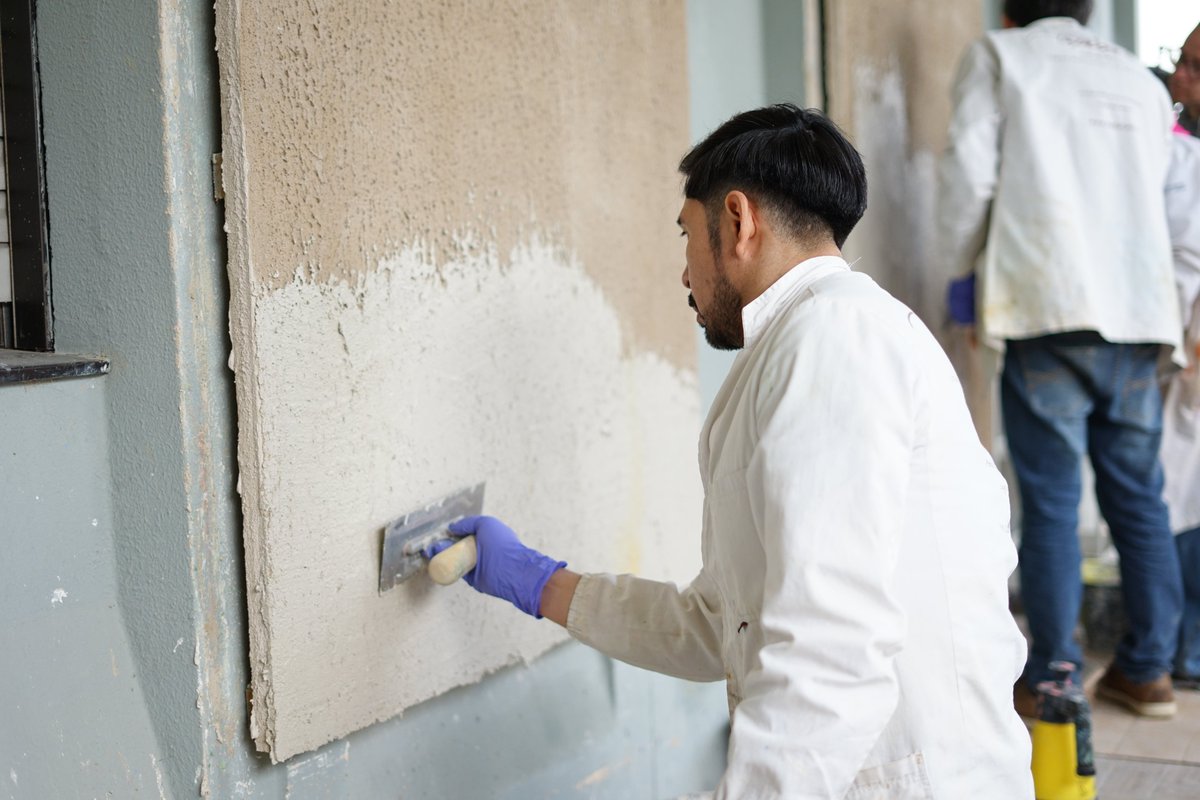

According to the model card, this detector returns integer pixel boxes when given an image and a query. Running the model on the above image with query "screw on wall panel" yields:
[212,152,225,202]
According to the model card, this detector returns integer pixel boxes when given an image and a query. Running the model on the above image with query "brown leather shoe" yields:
[1014,681,1040,727]
[1096,665,1176,718]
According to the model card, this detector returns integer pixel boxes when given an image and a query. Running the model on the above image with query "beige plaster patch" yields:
[223,0,693,368]
[824,0,981,156]
[214,0,701,761]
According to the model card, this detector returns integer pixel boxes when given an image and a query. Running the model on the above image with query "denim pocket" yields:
[1112,345,1163,432]
[1012,345,1090,421]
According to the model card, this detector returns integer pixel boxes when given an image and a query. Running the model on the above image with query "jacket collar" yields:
[1028,17,1086,31]
[740,255,850,349]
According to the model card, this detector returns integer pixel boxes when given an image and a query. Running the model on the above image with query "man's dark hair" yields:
[678,104,867,250]
[1002,0,1093,27]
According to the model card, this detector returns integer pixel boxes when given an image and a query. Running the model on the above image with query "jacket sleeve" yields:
[1168,135,1200,330]
[566,569,725,682]
[717,302,915,799]
[938,37,1002,280]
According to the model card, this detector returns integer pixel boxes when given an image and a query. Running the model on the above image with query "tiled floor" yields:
[1080,661,1200,798]
[1011,604,1200,798]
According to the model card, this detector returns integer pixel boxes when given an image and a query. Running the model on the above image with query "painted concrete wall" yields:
[1,377,168,796]
[824,0,984,331]
[2,2,235,797]
[215,0,710,763]
[3,0,728,797]
[21,0,1135,795]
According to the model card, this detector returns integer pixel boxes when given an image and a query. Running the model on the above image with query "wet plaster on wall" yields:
[824,1,982,326]
[215,0,702,762]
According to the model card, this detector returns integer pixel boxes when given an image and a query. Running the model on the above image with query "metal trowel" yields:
[379,483,485,593]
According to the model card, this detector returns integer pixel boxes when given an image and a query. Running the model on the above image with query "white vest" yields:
[939,18,1182,361]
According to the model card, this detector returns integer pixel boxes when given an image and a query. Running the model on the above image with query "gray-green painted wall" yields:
[686,0,811,413]
[15,0,1141,796]
[2,1,729,798]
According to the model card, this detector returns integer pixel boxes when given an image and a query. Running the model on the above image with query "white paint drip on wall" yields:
[150,753,167,800]
[9,768,16,786]
[243,237,702,760]
[50,588,68,606]
[845,61,941,329]
[173,637,184,653]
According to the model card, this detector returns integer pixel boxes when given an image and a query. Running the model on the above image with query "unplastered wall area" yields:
[214,0,701,762]
[824,0,981,330]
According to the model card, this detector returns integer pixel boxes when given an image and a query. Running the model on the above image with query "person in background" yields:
[1164,120,1200,689]
[1168,24,1200,137]
[433,104,1034,797]
[939,0,1184,719]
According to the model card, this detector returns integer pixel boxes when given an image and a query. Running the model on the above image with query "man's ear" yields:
[723,190,758,260]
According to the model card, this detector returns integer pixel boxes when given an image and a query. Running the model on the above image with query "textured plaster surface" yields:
[824,0,982,327]
[215,0,701,761]
[221,0,692,369]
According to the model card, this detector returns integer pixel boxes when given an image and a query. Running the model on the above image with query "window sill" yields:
[0,349,109,384]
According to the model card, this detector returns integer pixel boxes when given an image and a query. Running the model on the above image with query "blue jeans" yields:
[1176,526,1200,678]
[1002,333,1183,688]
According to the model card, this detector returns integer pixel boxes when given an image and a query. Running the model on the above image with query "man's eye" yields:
[679,231,688,238]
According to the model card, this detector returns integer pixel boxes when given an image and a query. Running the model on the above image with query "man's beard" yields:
[690,262,744,351]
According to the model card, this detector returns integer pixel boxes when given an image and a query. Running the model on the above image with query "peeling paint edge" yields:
[213,0,280,760]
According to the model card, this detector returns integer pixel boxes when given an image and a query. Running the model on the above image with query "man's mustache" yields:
[688,294,698,311]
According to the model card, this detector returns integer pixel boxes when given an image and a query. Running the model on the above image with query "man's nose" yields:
[681,265,690,290]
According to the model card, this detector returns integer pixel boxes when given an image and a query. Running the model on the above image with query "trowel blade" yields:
[379,483,485,593]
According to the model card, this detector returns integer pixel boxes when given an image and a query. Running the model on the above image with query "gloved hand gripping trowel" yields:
[378,483,486,592]
[378,485,568,619]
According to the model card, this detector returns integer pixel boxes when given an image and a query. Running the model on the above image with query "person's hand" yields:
[425,515,566,618]
[947,273,977,325]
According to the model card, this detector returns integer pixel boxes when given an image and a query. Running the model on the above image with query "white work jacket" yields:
[568,257,1033,798]
[938,18,1182,362]
[1163,133,1200,534]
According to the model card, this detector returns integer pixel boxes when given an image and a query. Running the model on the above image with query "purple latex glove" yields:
[947,273,977,325]
[425,515,565,618]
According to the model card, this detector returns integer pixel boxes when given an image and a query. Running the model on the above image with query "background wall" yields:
[2,0,728,797]
[685,0,816,411]
[2,0,1144,797]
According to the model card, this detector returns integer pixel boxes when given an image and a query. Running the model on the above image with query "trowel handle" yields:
[428,535,478,585]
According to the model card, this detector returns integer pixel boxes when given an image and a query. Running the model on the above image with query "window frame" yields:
[0,0,52,352]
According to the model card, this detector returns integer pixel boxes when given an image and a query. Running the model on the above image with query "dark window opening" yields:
[0,0,51,351]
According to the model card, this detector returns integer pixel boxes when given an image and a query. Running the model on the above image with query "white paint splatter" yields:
[9,768,17,786]
[150,753,167,800]
[50,588,68,606]
[173,637,185,653]
[847,61,941,326]
[91,518,99,527]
